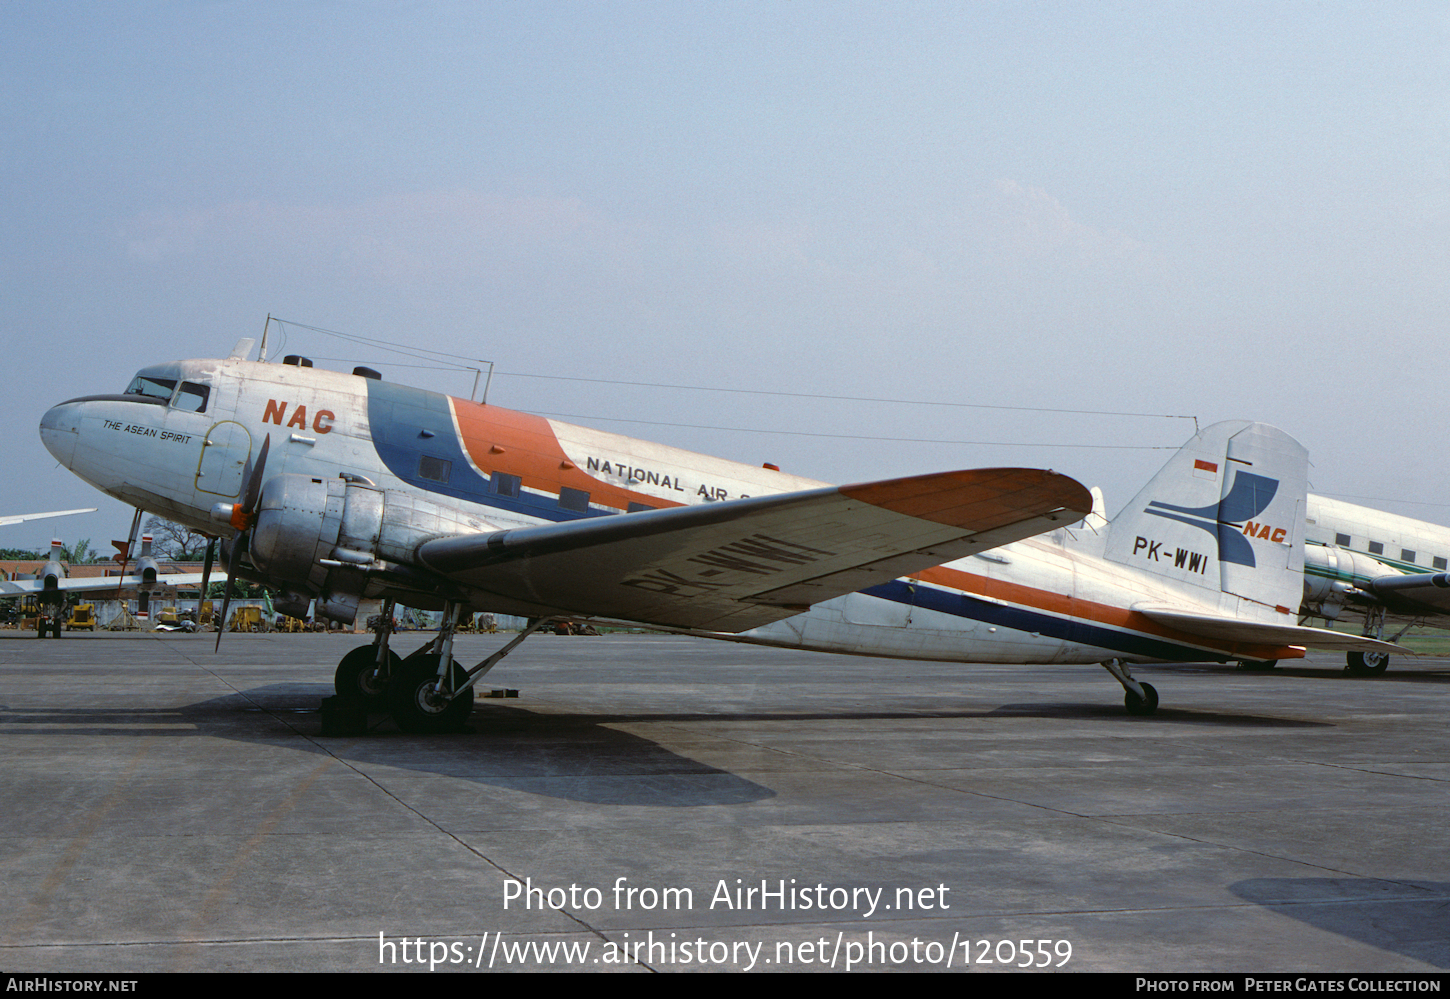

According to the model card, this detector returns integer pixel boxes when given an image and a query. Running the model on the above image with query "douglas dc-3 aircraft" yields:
[1300,494,1450,675]
[38,340,1396,731]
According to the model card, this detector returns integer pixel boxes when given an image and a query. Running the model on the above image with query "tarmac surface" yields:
[0,630,1446,973]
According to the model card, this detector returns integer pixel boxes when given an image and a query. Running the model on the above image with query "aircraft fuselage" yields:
[40,354,1300,668]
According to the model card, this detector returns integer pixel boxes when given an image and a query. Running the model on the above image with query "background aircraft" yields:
[0,533,223,636]
[1299,494,1450,674]
[38,344,1394,729]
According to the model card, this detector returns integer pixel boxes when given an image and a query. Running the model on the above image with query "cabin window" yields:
[559,487,590,513]
[1368,541,1384,555]
[124,375,176,401]
[492,472,521,498]
[418,456,451,484]
[1435,557,1446,570]
[1335,533,1351,546]
[174,382,210,413]
[627,502,656,513]
[1402,549,1416,564]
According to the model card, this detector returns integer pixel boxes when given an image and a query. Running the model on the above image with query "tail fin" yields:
[1104,421,1307,618]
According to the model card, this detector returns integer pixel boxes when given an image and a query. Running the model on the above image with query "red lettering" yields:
[1270,527,1286,543]
[263,399,287,425]
[287,405,308,429]
[312,410,335,434]
[1242,521,1260,537]
[1256,524,1271,539]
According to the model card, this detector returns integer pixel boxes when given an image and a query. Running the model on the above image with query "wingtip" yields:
[839,468,1093,531]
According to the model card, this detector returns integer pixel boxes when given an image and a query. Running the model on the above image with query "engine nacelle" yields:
[38,540,66,607]
[247,473,496,623]
[1302,544,1394,619]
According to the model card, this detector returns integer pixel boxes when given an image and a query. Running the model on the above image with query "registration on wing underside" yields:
[417,467,1093,632]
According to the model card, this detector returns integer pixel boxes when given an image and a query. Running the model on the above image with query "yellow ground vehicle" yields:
[66,604,96,631]
[228,606,265,632]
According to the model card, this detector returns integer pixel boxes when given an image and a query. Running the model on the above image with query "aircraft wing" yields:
[418,468,1092,631]
[1134,604,1408,655]
[0,572,222,596]
[1363,572,1450,616]
[0,508,96,527]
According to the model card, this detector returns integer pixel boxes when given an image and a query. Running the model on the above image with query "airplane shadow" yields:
[0,675,1332,809]
[0,686,775,808]
[1229,878,1450,968]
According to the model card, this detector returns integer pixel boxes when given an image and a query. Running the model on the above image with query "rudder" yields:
[1104,421,1307,618]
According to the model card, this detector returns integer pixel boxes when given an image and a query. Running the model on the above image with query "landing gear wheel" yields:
[1237,659,1277,671]
[389,654,473,733]
[1124,681,1159,716]
[334,645,402,709]
[1346,651,1389,676]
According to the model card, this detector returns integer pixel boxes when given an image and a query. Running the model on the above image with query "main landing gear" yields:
[1100,658,1159,716]
[1345,651,1389,676]
[333,599,400,710]
[326,601,556,735]
[1345,607,1398,676]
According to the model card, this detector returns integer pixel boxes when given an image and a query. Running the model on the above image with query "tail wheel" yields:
[334,645,402,709]
[1124,682,1159,716]
[389,654,473,733]
[1346,651,1389,676]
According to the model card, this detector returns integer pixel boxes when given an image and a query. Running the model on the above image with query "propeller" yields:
[199,536,216,629]
[216,435,270,651]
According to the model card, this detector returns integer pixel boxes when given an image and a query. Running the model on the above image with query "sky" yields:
[2,1,1447,554]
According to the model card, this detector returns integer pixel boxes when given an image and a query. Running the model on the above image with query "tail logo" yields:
[1143,471,1281,567]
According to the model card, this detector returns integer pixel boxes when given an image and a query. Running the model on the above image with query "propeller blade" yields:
[240,434,270,515]
[215,538,243,653]
[216,436,267,653]
[199,537,216,628]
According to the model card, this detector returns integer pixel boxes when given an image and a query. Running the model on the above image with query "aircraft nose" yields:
[39,401,80,466]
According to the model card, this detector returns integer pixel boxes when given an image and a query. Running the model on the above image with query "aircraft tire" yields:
[389,655,473,734]
[1124,682,1159,716]
[334,645,401,709]
[1346,651,1389,676]
[1237,659,1277,671]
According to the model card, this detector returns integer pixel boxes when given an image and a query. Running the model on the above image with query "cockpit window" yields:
[174,382,210,413]
[124,374,177,401]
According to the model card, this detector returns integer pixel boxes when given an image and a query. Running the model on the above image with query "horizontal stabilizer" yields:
[1135,603,1409,655]
[420,467,1093,631]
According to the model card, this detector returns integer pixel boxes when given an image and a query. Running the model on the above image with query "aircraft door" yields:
[196,421,253,497]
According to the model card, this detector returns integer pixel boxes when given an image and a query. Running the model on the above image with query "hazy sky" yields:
[3,1,1447,553]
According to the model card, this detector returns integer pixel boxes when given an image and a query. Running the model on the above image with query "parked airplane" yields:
[1300,494,1450,674]
[37,341,1394,729]
[0,533,222,636]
